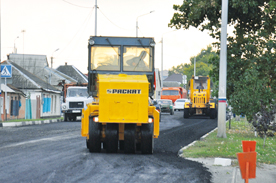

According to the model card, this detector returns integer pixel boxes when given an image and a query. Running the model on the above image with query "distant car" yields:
[153,100,161,112]
[153,100,161,121]
[174,99,190,111]
[158,99,174,115]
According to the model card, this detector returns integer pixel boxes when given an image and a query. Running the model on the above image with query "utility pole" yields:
[161,36,163,88]
[50,48,59,85]
[95,0,97,36]
[50,57,53,84]
[160,30,177,88]
[21,30,25,67]
[14,36,19,53]
[194,57,196,77]
[217,0,228,138]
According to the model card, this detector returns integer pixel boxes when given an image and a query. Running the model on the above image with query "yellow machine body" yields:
[83,36,158,154]
[99,74,148,123]
[184,76,216,118]
[81,73,159,138]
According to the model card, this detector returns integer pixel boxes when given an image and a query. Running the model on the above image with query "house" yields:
[164,73,184,85]
[3,60,61,119]
[161,70,169,80]
[56,62,88,83]
[7,53,78,91]
[0,84,26,121]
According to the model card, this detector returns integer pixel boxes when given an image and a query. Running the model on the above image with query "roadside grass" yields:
[0,117,63,123]
[181,118,276,164]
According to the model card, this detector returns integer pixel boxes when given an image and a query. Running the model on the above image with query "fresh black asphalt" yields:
[0,111,217,183]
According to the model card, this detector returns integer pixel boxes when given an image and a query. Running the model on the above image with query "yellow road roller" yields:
[81,36,159,154]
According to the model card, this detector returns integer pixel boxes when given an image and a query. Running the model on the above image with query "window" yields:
[91,46,120,71]
[160,100,172,105]
[162,90,179,96]
[67,88,88,97]
[123,47,152,72]
[194,79,207,89]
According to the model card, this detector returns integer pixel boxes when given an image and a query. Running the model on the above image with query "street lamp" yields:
[136,10,155,37]
[160,30,177,88]
[14,36,19,53]
[194,50,205,77]
[50,48,59,85]
[51,48,59,69]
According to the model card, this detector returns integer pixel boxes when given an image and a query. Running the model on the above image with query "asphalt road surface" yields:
[0,111,217,183]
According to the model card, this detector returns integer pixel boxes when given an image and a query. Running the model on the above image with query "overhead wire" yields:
[69,6,95,58]
[98,7,134,32]
[56,7,94,58]
[61,0,93,8]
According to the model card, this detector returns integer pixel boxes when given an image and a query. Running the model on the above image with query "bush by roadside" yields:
[181,118,276,164]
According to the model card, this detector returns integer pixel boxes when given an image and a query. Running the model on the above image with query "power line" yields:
[98,7,134,32]
[68,7,94,57]
[56,7,94,57]
[61,0,93,8]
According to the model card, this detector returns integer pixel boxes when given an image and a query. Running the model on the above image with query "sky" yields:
[1,0,216,74]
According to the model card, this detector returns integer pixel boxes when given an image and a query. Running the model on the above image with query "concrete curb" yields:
[178,117,231,156]
[178,127,218,156]
[0,119,62,128]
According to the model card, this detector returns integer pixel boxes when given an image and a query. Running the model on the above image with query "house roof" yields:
[164,74,183,83]
[56,64,88,83]
[7,53,76,86]
[7,84,27,97]
[1,84,15,93]
[4,60,59,92]
[162,70,169,77]
[163,81,181,87]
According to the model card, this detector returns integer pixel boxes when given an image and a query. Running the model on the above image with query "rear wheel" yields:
[105,123,118,153]
[141,123,154,154]
[210,109,216,119]
[88,118,101,153]
[86,139,89,149]
[124,124,136,154]
[184,108,189,118]
[63,113,68,122]
[119,140,124,151]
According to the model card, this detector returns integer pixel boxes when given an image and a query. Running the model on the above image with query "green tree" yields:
[168,63,189,76]
[169,0,276,136]
[169,45,217,81]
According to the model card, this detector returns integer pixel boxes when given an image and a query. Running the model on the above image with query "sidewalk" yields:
[179,119,276,183]
[0,118,62,128]
[186,157,276,183]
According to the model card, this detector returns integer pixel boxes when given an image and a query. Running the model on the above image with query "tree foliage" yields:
[169,0,276,136]
[168,46,217,81]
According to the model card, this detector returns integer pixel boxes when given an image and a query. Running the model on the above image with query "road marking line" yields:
[0,134,79,150]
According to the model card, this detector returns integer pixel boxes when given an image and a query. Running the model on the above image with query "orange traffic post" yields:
[242,141,256,152]
[237,141,257,183]
[246,162,249,183]
[237,152,257,182]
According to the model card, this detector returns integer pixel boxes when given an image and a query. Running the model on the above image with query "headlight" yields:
[89,39,95,45]
[93,117,99,122]
[148,118,153,123]
[62,105,66,109]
